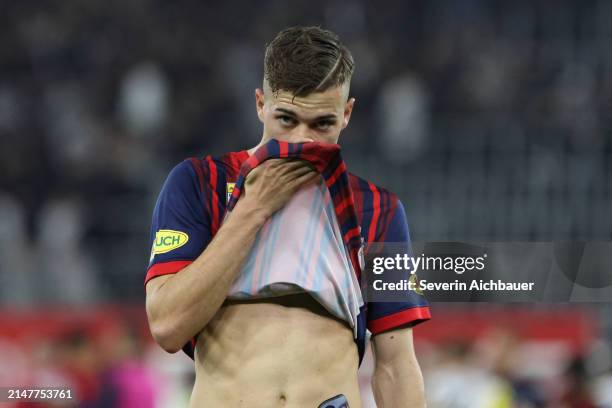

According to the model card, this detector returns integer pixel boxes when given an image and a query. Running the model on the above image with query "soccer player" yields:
[145,26,430,407]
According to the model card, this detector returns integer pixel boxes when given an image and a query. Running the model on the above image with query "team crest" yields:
[226,183,236,204]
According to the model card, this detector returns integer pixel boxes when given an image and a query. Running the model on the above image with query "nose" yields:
[288,124,315,144]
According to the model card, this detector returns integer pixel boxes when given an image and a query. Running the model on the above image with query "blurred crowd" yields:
[1,0,612,303]
[0,312,195,408]
[1,0,612,406]
[418,330,612,408]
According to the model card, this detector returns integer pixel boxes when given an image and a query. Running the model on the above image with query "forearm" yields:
[147,197,267,351]
[372,358,426,408]
[371,327,427,408]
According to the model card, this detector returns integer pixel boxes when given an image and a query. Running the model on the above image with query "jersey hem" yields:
[144,260,194,285]
[367,306,431,335]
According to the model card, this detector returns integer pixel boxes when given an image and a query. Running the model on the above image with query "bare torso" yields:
[190,293,362,408]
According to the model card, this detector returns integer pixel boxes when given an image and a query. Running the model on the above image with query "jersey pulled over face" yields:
[226,141,365,338]
[145,139,431,363]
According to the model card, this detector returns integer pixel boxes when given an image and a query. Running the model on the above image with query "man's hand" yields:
[146,158,318,353]
[240,159,319,219]
[371,326,426,407]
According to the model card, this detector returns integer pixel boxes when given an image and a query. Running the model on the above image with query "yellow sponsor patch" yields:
[226,182,236,203]
[152,230,189,255]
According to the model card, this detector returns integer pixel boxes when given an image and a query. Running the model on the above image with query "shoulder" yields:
[185,150,249,185]
[161,159,201,193]
[164,150,248,189]
[161,155,239,195]
[349,172,401,210]
[348,172,406,243]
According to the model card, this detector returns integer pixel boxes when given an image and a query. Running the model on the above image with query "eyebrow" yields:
[274,108,337,121]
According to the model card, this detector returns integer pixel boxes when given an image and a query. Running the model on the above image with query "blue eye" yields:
[316,121,333,130]
[278,115,295,126]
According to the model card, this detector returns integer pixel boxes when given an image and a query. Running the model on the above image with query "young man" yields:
[145,26,430,407]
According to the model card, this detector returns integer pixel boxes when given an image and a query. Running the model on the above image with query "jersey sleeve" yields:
[366,200,431,335]
[145,159,211,285]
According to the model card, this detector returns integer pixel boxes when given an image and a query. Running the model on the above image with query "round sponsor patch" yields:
[152,230,189,255]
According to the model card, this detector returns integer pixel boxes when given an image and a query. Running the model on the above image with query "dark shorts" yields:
[318,394,349,408]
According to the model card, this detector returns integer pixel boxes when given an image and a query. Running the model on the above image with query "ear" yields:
[255,88,265,123]
[342,97,355,129]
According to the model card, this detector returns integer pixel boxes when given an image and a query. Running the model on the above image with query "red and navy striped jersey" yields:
[225,141,365,342]
[146,140,430,363]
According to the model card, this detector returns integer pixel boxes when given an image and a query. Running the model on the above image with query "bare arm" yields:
[145,159,318,353]
[371,326,426,408]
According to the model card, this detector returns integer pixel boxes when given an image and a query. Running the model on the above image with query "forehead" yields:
[268,87,345,116]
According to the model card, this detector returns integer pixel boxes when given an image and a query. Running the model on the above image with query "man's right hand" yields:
[238,159,320,219]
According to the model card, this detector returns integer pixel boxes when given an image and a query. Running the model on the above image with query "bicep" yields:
[145,274,174,320]
[371,326,416,365]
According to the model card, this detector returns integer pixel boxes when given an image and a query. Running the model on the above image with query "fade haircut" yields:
[264,26,355,98]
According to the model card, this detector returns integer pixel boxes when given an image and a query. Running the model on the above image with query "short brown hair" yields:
[264,26,354,97]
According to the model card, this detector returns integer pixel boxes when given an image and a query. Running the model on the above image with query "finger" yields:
[250,160,311,186]
[266,158,302,167]
[273,161,315,181]
[264,158,287,168]
[287,170,321,190]
[283,166,317,182]
[245,165,264,185]
[275,159,312,172]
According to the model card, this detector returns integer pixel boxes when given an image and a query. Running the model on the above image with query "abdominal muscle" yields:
[190,293,362,408]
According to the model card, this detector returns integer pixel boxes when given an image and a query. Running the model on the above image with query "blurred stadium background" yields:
[1,0,612,406]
